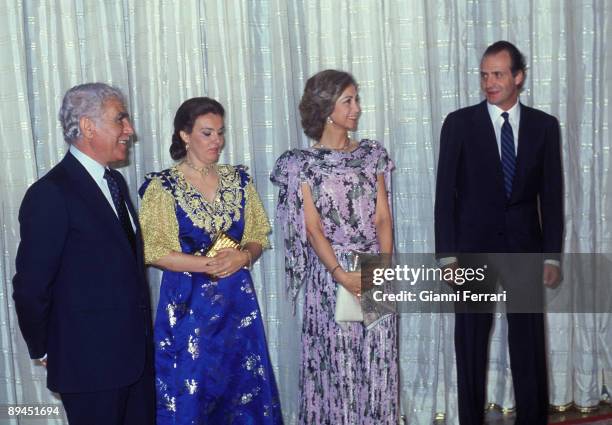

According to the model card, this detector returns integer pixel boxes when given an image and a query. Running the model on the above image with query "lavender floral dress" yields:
[271,139,398,424]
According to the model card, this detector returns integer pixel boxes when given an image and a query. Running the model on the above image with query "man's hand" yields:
[543,263,561,288]
[442,261,459,285]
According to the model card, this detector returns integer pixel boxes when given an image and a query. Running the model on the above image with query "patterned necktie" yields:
[500,112,516,198]
[104,169,136,253]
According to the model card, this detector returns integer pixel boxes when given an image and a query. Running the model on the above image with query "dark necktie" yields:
[500,112,516,198]
[104,169,136,254]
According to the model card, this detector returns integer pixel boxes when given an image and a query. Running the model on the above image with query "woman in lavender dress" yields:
[271,70,398,424]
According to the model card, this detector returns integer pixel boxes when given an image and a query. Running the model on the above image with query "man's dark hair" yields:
[483,40,527,88]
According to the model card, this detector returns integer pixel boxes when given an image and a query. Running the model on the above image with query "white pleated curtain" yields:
[0,1,610,424]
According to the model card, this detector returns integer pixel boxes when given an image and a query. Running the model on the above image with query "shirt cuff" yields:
[438,256,458,267]
[544,259,561,268]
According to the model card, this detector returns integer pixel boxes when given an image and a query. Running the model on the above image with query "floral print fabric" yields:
[271,139,398,424]
[139,166,282,425]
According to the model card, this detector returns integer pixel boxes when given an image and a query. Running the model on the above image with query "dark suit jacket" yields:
[13,152,152,393]
[435,100,563,256]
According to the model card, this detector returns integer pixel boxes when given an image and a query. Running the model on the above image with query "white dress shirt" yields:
[487,101,520,157]
[69,145,136,230]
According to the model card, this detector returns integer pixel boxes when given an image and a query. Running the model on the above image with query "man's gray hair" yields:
[58,83,126,144]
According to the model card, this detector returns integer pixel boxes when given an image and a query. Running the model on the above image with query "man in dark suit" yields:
[13,83,155,425]
[435,41,563,424]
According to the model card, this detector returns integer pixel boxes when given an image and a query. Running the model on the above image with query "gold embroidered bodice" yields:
[139,165,271,264]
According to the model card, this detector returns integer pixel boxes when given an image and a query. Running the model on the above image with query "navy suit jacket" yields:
[435,100,563,256]
[13,152,152,393]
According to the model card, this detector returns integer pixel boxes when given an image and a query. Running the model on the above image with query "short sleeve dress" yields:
[139,164,283,425]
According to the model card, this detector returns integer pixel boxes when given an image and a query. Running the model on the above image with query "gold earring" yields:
[326,116,333,125]
[185,143,190,150]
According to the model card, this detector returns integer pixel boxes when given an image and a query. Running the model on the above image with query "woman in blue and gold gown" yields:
[138,97,283,424]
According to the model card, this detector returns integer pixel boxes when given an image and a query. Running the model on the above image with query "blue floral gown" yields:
[139,164,283,425]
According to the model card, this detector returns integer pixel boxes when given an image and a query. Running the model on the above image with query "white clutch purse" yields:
[335,285,363,322]
[334,251,396,328]
[334,251,364,323]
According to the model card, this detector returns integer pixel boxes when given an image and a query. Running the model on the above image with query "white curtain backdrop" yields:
[1,1,610,424]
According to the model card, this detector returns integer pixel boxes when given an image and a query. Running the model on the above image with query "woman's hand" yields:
[335,269,362,297]
[205,248,249,278]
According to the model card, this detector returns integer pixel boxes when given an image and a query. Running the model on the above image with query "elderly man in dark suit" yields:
[435,41,563,425]
[13,83,155,425]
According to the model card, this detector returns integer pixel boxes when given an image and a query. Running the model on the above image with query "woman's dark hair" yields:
[170,97,225,160]
[299,69,358,141]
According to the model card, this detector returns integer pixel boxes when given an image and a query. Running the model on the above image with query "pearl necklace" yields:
[183,158,217,177]
[316,137,352,152]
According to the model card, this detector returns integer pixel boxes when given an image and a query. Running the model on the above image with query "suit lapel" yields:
[472,101,506,192]
[113,169,145,267]
[60,153,135,259]
[515,103,531,192]
[508,103,541,204]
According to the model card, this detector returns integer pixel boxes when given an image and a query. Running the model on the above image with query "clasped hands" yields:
[199,248,249,278]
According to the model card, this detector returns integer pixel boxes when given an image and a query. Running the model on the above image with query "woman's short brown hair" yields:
[299,69,358,141]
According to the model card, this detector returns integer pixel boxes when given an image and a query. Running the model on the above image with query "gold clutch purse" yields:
[199,232,241,257]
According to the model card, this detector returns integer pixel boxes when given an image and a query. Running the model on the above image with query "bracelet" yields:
[241,248,253,270]
[330,264,342,277]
